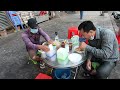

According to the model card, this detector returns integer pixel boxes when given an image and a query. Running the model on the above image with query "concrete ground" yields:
[0,11,120,79]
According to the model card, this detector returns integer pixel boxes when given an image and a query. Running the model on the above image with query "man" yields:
[78,21,119,79]
[22,18,54,62]
[80,11,83,19]
[100,11,104,16]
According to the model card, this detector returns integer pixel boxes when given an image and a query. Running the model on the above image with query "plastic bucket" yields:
[53,68,71,79]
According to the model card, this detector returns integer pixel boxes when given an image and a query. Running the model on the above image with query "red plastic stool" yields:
[67,26,88,44]
[68,27,79,39]
[116,35,120,51]
[35,73,52,79]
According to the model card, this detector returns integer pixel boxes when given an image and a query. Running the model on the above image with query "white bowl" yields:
[68,53,82,64]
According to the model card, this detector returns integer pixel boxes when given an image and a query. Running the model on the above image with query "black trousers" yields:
[82,60,117,79]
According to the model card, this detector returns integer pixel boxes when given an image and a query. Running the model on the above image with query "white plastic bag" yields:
[46,44,56,61]
[71,35,79,47]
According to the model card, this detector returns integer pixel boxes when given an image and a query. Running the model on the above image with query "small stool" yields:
[35,73,52,79]
[116,35,120,51]
[68,27,79,39]
[68,26,88,44]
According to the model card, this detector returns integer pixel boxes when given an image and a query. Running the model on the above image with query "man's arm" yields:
[84,48,93,61]
[21,32,39,50]
[85,32,114,59]
[84,40,93,61]
[87,53,93,60]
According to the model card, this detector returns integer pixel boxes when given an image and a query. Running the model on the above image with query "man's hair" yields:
[78,21,96,33]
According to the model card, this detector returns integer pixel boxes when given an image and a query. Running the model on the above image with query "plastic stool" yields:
[35,73,52,79]
[116,35,120,51]
[68,26,88,44]
[68,27,79,39]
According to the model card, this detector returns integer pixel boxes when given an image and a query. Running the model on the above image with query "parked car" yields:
[112,11,120,19]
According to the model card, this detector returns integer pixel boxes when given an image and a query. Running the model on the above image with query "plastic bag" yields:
[71,35,79,46]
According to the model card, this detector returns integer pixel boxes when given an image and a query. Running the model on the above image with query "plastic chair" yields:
[68,27,79,39]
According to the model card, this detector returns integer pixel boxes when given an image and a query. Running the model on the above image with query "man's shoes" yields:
[31,60,38,64]
[82,71,96,79]
[40,62,45,69]
[28,57,38,64]
[100,14,104,16]
[82,72,91,79]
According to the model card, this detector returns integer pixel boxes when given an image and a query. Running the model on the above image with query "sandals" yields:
[82,72,91,79]
[28,57,38,64]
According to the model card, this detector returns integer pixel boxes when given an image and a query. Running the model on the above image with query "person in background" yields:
[80,11,83,19]
[100,11,104,16]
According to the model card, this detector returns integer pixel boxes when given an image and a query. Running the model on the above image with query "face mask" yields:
[30,28,38,34]
[90,36,94,40]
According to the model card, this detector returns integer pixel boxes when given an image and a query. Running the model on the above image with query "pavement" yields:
[0,11,120,79]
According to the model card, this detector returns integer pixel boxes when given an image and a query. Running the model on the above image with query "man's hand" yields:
[37,45,50,52]
[86,59,91,71]
[79,42,87,50]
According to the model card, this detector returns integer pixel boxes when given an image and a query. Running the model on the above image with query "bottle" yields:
[72,32,75,38]
[36,50,42,57]
[69,42,72,52]
[55,32,59,41]
[61,42,65,48]
[53,44,57,51]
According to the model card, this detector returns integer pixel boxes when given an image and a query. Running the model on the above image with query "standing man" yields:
[80,11,83,19]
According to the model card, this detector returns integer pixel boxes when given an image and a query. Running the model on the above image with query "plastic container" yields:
[57,48,69,65]
[57,57,69,65]
[41,51,46,59]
